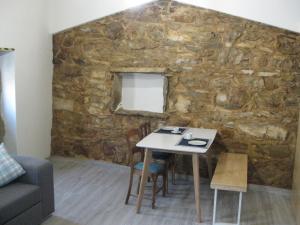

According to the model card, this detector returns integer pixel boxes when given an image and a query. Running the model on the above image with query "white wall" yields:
[0,52,17,153]
[121,73,165,113]
[48,0,154,34]
[0,0,53,158]
[48,0,300,34]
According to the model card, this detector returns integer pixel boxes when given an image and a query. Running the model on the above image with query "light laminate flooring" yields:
[43,157,296,225]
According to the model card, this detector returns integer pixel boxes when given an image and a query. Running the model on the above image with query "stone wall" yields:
[52,0,300,188]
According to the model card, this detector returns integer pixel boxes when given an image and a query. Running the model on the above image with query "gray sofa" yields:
[0,156,55,225]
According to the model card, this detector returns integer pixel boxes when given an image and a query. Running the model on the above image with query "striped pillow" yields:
[0,144,25,187]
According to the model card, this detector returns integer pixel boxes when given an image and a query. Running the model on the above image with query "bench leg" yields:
[212,190,243,225]
[212,189,218,225]
[237,192,243,225]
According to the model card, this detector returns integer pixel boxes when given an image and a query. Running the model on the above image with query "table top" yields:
[136,127,217,154]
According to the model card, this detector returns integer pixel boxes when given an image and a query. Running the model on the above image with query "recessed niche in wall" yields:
[0,49,16,151]
[111,67,168,118]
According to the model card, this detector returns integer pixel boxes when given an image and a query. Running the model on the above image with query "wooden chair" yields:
[125,128,167,209]
[140,122,176,185]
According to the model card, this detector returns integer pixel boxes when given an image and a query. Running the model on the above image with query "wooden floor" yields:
[43,157,296,225]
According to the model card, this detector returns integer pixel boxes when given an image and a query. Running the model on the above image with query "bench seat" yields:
[211,153,248,225]
[211,153,248,192]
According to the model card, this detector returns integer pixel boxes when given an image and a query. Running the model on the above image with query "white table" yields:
[135,127,217,223]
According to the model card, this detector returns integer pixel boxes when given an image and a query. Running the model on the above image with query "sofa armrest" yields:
[13,156,55,219]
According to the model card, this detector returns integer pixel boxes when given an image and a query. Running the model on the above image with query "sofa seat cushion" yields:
[0,182,41,224]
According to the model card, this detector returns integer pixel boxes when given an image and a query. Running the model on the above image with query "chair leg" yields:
[151,174,158,209]
[169,154,175,185]
[207,153,213,181]
[165,161,169,193]
[166,169,169,194]
[163,172,167,197]
[125,168,134,204]
[171,158,176,185]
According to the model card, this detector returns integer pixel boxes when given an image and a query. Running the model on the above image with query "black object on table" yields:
[154,128,186,135]
[177,137,209,148]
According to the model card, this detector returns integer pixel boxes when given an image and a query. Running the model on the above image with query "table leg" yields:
[192,153,201,223]
[136,148,152,213]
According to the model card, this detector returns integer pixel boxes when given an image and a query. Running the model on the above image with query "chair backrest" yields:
[139,122,151,138]
[145,122,151,135]
[126,128,143,165]
[126,123,151,166]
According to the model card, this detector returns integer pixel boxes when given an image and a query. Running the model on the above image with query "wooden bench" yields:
[210,153,248,225]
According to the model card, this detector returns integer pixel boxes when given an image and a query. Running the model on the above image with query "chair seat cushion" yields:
[134,162,165,174]
[0,182,41,224]
[152,152,172,160]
